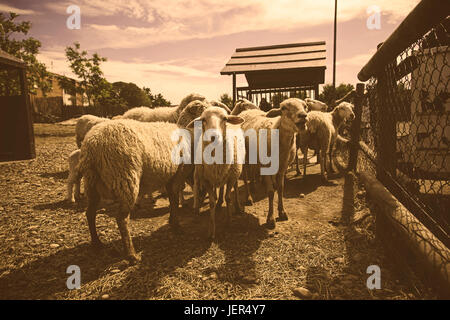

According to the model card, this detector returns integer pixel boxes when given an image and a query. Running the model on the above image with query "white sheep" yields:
[230,98,259,115]
[305,98,328,112]
[75,114,109,148]
[294,99,329,174]
[121,93,206,123]
[208,100,232,114]
[76,119,187,263]
[187,107,245,239]
[240,98,308,228]
[67,149,81,203]
[298,102,355,181]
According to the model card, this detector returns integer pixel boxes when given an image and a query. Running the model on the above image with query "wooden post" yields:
[314,84,319,100]
[348,83,364,171]
[232,73,236,108]
[376,47,397,182]
[19,68,35,160]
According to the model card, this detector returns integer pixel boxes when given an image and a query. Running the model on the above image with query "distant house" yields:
[34,72,89,107]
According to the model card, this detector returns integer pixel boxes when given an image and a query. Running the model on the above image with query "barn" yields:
[0,49,35,161]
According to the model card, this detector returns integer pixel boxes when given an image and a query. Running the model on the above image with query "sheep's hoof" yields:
[296,170,302,176]
[278,211,288,221]
[91,240,106,251]
[127,253,141,265]
[244,199,253,206]
[215,202,223,209]
[265,218,276,229]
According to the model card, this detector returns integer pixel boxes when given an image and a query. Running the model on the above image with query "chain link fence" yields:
[357,17,449,246]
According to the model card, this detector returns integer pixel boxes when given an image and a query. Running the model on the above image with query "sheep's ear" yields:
[226,115,244,125]
[187,117,201,128]
[266,108,281,117]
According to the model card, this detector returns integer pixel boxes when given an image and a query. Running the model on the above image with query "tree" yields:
[219,93,233,108]
[271,93,289,108]
[62,42,107,108]
[0,12,51,95]
[142,86,171,107]
[319,83,355,108]
[112,81,151,108]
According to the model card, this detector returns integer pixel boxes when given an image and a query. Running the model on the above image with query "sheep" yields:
[294,99,329,175]
[75,114,109,148]
[230,98,259,115]
[67,149,81,203]
[240,98,308,228]
[187,107,245,239]
[305,98,328,112]
[121,93,206,123]
[75,119,187,262]
[208,100,232,114]
[298,102,355,181]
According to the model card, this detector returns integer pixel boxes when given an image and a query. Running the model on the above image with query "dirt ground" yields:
[0,123,438,300]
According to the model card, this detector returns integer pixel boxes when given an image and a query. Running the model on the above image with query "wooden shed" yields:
[221,41,326,109]
[0,49,35,161]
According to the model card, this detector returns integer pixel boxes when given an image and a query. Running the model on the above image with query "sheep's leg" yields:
[85,187,103,248]
[276,172,288,221]
[234,182,243,215]
[242,168,253,206]
[74,177,81,202]
[116,215,140,264]
[207,186,217,239]
[321,148,328,182]
[295,147,301,176]
[264,175,276,229]
[216,186,224,209]
[225,183,233,225]
[302,147,308,179]
[328,141,336,174]
[67,177,75,203]
[193,168,200,214]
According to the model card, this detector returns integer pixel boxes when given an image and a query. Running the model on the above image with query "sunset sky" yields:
[0,0,420,104]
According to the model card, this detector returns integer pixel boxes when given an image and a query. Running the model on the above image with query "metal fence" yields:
[353,1,449,247]
[236,86,317,111]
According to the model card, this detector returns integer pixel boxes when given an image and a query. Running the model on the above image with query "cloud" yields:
[43,0,420,49]
[0,4,37,15]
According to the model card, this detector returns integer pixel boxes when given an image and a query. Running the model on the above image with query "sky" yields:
[0,0,420,104]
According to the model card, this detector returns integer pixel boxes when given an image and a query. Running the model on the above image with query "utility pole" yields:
[333,0,337,90]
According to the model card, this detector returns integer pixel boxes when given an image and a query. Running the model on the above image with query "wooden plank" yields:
[232,45,326,58]
[236,41,325,52]
[221,59,326,74]
[227,51,326,65]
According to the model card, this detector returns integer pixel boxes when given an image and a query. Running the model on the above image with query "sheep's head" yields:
[305,98,328,112]
[266,98,308,132]
[208,100,232,114]
[187,107,244,141]
[177,100,209,127]
[179,93,207,111]
[333,102,355,123]
[231,99,259,115]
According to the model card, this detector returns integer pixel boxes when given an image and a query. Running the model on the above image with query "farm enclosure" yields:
[0,123,438,299]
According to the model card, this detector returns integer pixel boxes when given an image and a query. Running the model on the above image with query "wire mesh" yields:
[358,18,450,243]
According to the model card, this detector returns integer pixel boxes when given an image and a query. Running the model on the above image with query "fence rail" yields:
[351,0,450,247]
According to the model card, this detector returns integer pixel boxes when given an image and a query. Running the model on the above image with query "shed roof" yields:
[220,41,326,89]
[220,41,326,75]
[0,49,26,68]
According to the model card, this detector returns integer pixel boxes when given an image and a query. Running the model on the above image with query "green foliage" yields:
[61,42,108,107]
[0,12,51,95]
[142,86,171,107]
[319,83,355,108]
[219,93,233,108]
[113,81,151,108]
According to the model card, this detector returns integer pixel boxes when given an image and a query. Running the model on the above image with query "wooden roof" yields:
[221,41,326,74]
[0,49,26,68]
[221,41,326,89]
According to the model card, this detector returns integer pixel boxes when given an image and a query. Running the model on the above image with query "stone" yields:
[293,287,313,299]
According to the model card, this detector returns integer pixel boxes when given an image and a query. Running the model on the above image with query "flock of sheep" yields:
[66,93,355,263]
